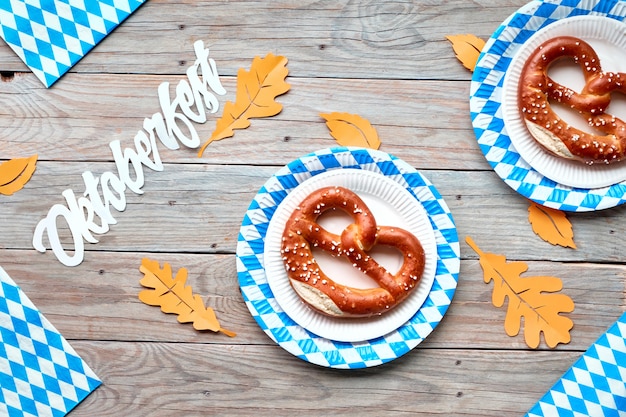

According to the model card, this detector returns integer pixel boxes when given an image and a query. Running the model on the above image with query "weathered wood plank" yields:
[0,74,486,169]
[70,340,580,417]
[0,249,621,351]
[0,0,522,80]
[2,162,626,264]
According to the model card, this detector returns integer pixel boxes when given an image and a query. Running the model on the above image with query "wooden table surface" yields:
[1,1,625,415]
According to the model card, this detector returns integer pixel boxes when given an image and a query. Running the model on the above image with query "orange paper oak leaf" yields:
[198,53,290,156]
[0,154,38,196]
[465,236,574,349]
[138,258,235,337]
[320,112,381,149]
[445,34,485,72]
[528,201,576,249]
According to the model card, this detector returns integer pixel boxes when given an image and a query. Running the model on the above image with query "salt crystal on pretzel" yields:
[280,186,425,318]
[519,36,626,164]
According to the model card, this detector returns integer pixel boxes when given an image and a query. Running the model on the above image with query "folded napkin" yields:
[0,0,147,87]
[0,267,101,417]
[526,312,626,417]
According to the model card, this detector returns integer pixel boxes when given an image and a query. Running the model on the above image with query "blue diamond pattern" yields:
[469,0,626,212]
[0,267,100,417]
[236,147,460,369]
[0,0,147,87]
[526,312,626,417]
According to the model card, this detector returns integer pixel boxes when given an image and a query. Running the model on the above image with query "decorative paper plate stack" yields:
[236,147,460,369]
[470,0,626,212]
[472,1,626,415]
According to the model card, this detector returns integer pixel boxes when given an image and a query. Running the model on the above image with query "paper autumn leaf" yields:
[138,258,235,337]
[465,236,574,349]
[320,112,381,149]
[528,201,576,249]
[0,154,37,196]
[445,34,485,72]
[198,53,290,156]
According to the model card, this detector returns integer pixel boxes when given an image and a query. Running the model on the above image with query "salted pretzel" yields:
[518,36,626,164]
[280,186,425,318]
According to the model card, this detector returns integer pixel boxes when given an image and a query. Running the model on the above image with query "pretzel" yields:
[518,36,626,164]
[280,186,425,318]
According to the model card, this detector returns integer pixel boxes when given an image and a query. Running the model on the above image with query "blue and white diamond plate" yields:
[236,147,460,369]
[526,311,626,417]
[0,0,147,87]
[470,0,626,212]
[0,266,101,417]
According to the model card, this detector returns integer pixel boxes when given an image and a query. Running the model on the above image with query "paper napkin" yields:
[0,0,147,87]
[526,312,626,417]
[0,266,101,417]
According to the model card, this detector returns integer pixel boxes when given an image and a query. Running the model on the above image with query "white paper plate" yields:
[502,15,626,189]
[238,146,460,368]
[264,169,437,343]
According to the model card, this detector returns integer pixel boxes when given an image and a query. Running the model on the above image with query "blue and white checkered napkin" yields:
[526,312,626,417]
[0,0,147,87]
[0,267,101,417]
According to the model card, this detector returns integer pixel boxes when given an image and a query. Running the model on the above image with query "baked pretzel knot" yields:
[519,36,626,164]
[280,186,425,318]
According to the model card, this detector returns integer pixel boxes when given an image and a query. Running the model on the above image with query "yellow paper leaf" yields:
[320,112,381,149]
[466,236,574,349]
[528,201,576,249]
[0,154,38,196]
[138,258,236,337]
[198,53,290,156]
[445,34,486,72]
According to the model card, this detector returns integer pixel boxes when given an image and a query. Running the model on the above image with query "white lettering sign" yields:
[32,40,226,266]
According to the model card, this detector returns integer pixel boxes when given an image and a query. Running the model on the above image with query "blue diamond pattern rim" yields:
[236,147,460,369]
[469,0,626,212]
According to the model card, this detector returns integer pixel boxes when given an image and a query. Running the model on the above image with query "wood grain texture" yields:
[2,162,626,264]
[1,0,624,416]
[0,75,483,169]
[0,249,621,351]
[0,0,522,79]
[69,341,579,417]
